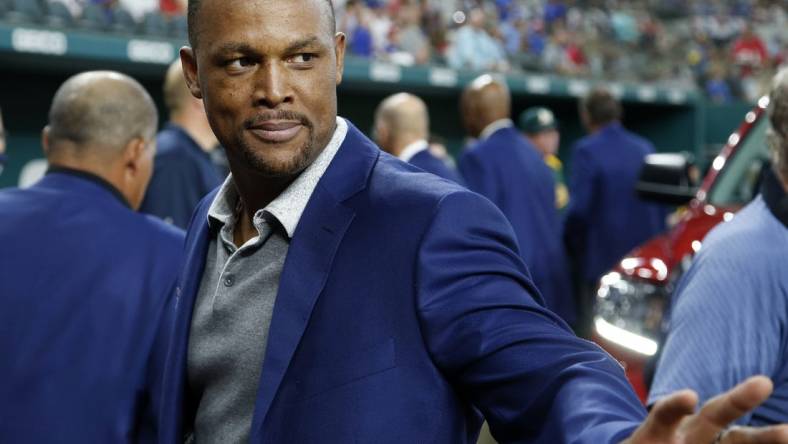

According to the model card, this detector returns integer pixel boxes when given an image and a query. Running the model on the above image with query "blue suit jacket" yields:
[408,149,465,185]
[0,170,185,443]
[141,124,224,229]
[158,123,645,443]
[565,123,667,281]
[459,126,575,325]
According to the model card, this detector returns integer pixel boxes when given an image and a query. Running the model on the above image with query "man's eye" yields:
[290,54,315,64]
[227,58,254,70]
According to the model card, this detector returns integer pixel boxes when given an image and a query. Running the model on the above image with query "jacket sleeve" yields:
[416,190,645,443]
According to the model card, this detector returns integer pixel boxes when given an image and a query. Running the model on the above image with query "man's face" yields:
[183,0,345,179]
[529,129,560,157]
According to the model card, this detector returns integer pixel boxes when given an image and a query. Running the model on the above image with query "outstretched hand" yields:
[623,376,788,444]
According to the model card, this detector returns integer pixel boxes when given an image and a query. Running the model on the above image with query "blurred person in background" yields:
[396,2,430,65]
[141,60,223,229]
[519,106,569,211]
[447,8,508,72]
[0,71,184,442]
[564,88,667,335]
[459,74,575,327]
[374,92,463,184]
[160,0,187,16]
[649,67,788,427]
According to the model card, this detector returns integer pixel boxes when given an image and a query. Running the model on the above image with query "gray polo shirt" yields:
[187,118,348,443]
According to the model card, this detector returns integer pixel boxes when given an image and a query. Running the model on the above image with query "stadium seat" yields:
[77,3,110,31]
[141,12,169,37]
[4,0,46,24]
[111,7,138,35]
[45,1,73,28]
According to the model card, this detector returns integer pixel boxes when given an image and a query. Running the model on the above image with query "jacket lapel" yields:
[250,123,380,439]
[159,191,216,443]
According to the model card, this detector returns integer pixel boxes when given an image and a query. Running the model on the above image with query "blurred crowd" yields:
[37,0,788,103]
[333,0,787,102]
[50,0,186,20]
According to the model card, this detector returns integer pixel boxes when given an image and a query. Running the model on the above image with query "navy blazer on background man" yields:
[158,122,644,443]
[141,124,224,229]
[564,123,667,282]
[0,170,184,442]
[408,148,465,184]
[458,124,576,326]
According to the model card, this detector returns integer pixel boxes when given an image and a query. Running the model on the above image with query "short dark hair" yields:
[581,88,622,127]
[188,0,337,48]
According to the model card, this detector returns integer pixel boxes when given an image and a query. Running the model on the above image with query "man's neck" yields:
[393,138,428,161]
[479,118,513,140]
[229,165,295,246]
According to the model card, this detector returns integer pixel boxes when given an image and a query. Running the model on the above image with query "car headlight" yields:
[594,272,667,356]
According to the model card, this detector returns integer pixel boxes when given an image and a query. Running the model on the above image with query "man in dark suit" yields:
[458,75,575,327]
[0,71,184,442]
[157,0,788,443]
[141,60,224,229]
[374,92,463,184]
[564,88,668,325]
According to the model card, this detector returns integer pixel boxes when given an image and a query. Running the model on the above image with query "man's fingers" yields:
[698,376,774,429]
[721,424,788,444]
[679,376,775,444]
[626,389,698,442]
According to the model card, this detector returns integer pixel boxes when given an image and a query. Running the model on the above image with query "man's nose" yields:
[252,62,294,108]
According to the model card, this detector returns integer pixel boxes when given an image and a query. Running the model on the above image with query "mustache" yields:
[244,111,313,129]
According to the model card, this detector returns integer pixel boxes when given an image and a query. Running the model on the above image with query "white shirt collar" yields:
[397,139,429,163]
[479,118,513,141]
[207,117,348,239]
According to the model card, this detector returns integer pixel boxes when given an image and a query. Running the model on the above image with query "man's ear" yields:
[180,46,203,99]
[122,137,149,174]
[41,126,51,156]
[334,32,347,86]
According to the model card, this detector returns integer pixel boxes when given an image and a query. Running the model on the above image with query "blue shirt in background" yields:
[649,170,788,426]
[141,124,224,229]
[564,123,667,282]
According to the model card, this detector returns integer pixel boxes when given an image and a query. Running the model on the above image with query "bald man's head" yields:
[768,67,788,183]
[374,93,430,155]
[44,71,159,210]
[163,60,193,116]
[47,71,158,158]
[461,74,511,139]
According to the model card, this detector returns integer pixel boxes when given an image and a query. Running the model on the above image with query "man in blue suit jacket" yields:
[564,89,668,317]
[158,1,788,443]
[458,75,575,327]
[374,92,463,184]
[0,71,184,442]
[141,61,224,229]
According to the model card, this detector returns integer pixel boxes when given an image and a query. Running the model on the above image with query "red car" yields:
[591,95,772,402]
